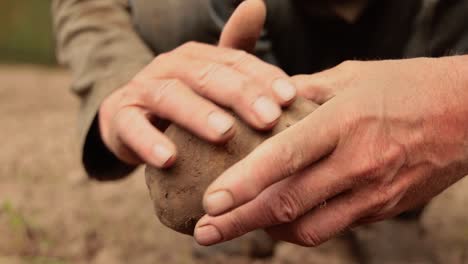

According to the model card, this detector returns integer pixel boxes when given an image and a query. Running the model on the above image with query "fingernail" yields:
[195,225,222,245]
[153,145,173,166]
[273,79,296,102]
[253,96,281,124]
[204,190,234,216]
[208,111,234,135]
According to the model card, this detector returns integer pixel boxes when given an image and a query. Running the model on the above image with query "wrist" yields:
[400,56,468,172]
[435,56,468,169]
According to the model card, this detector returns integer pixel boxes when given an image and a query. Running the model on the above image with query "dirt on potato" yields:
[146,98,317,235]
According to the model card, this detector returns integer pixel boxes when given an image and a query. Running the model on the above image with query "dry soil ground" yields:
[0,65,436,264]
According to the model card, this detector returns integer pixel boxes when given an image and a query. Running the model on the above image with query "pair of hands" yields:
[100,0,468,247]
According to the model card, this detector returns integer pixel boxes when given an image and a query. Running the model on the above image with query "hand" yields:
[194,56,468,246]
[99,0,297,167]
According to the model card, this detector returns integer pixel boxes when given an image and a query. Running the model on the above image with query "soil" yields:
[0,65,437,264]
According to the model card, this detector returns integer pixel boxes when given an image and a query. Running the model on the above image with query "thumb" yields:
[219,0,267,52]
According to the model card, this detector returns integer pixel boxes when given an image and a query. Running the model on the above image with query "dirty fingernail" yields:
[204,190,234,216]
[153,145,173,167]
[253,96,281,124]
[273,79,296,102]
[208,111,234,135]
[195,225,222,245]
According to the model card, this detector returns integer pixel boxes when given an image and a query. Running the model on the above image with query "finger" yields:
[149,54,282,129]
[292,74,337,104]
[292,61,359,104]
[174,42,296,106]
[266,190,371,247]
[113,106,177,168]
[194,157,354,245]
[129,78,237,143]
[203,104,341,216]
[219,0,266,53]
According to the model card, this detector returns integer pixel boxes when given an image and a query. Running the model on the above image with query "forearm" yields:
[52,0,153,96]
[52,0,153,180]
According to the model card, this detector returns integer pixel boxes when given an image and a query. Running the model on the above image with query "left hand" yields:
[193,56,468,246]
[98,0,294,169]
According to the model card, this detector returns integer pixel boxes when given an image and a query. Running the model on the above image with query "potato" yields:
[145,98,318,235]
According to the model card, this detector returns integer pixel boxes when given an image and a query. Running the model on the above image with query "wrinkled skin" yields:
[145,98,318,235]
[195,56,468,247]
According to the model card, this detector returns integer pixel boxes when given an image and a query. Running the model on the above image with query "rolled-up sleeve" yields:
[52,0,153,180]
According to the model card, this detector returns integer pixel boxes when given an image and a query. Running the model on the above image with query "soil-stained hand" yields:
[98,0,297,168]
[194,56,468,247]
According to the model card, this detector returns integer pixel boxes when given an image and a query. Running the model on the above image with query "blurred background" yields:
[0,2,197,264]
[0,0,55,65]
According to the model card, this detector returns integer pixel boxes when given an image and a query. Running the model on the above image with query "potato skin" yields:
[145,98,318,235]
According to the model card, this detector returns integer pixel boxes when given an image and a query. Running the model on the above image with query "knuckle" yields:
[227,212,249,237]
[146,53,174,75]
[231,78,252,103]
[224,49,249,67]
[236,54,257,70]
[350,154,381,183]
[268,191,301,223]
[113,108,141,143]
[150,52,181,77]
[194,63,224,95]
[112,141,140,164]
[262,139,305,177]
[153,52,171,65]
[371,186,394,212]
[110,108,146,165]
[336,60,358,73]
[114,107,135,132]
[175,41,199,53]
[148,79,180,106]
[296,228,323,247]
[341,112,407,185]
[381,142,407,170]
[125,79,142,91]
[120,79,145,104]
[333,60,362,88]
[340,104,360,126]
[352,141,407,184]
[371,183,405,216]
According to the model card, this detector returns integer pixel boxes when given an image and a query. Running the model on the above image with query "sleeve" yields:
[402,0,468,58]
[429,0,468,55]
[52,0,154,181]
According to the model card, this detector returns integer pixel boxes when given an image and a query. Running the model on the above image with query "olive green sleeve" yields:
[52,0,153,180]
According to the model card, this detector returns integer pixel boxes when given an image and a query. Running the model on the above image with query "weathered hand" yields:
[194,56,468,247]
[98,0,296,168]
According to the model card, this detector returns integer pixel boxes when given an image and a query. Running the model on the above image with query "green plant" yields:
[26,256,68,264]
[0,0,55,64]
[2,201,28,233]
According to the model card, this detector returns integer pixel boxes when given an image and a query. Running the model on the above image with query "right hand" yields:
[98,0,297,168]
